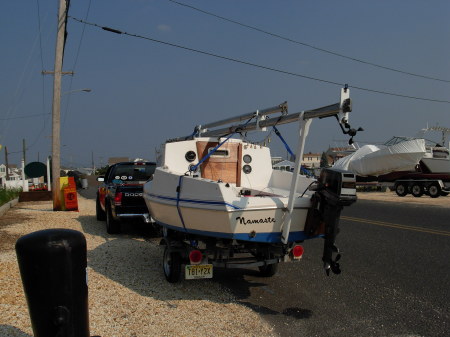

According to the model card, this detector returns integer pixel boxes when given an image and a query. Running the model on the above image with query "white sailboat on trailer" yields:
[144,87,362,282]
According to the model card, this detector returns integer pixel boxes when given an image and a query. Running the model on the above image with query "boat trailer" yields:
[159,87,362,282]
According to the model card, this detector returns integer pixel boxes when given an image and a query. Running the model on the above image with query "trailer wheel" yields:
[258,263,278,277]
[106,203,121,234]
[258,262,279,277]
[428,183,441,198]
[96,195,106,221]
[395,183,408,197]
[163,246,182,283]
[411,183,424,198]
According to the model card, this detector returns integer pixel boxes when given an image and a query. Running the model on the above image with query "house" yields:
[0,163,21,179]
[0,164,6,177]
[273,160,294,171]
[271,157,284,166]
[326,145,358,165]
[301,152,321,169]
[0,163,23,187]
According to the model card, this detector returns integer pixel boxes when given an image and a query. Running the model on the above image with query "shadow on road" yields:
[213,267,314,320]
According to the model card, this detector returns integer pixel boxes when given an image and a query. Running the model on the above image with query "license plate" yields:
[185,264,213,279]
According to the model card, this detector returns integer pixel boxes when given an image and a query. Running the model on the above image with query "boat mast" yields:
[281,88,352,244]
[197,102,346,138]
[200,102,288,131]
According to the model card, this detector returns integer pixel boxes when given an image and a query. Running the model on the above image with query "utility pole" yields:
[51,0,68,211]
[91,151,95,175]
[22,138,26,164]
[22,139,27,179]
[4,146,9,180]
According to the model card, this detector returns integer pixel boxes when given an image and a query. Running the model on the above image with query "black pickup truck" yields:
[96,161,156,234]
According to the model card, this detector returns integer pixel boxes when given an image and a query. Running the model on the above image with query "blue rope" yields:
[185,127,199,140]
[273,126,315,176]
[190,116,254,172]
[273,126,295,160]
[176,176,188,232]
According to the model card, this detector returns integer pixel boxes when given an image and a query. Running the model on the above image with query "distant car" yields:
[28,183,48,191]
[96,161,156,234]
[67,170,83,189]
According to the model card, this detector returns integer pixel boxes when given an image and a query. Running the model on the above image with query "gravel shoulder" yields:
[0,196,275,337]
[1,191,447,336]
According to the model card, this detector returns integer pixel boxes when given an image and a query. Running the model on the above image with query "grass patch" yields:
[0,188,21,207]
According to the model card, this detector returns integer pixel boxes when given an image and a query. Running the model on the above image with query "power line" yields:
[0,27,46,146]
[0,113,51,121]
[167,0,450,84]
[35,0,45,70]
[36,0,48,148]
[69,16,450,104]
[63,0,92,126]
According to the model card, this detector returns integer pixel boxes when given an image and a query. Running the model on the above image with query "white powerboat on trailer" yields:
[332,138,427,176]
[382,136,450,174]
[144,88,362,282]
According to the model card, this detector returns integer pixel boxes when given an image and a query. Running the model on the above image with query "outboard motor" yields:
[305,168,357,275]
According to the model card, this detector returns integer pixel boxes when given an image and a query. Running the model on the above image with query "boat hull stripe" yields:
[157,220,319,243]
[145,193,242,210]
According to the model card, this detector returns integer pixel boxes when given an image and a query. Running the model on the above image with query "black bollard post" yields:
[15,229,90,337]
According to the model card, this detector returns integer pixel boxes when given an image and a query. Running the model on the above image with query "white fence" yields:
[2,179,28,191]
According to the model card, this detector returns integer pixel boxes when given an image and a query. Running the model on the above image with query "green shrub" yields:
[0,188,21,207]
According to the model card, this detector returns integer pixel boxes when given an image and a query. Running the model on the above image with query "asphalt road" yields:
[214,200,450,337]
[79,186,450,336]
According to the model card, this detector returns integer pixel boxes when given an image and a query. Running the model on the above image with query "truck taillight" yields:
[114,192,123,206]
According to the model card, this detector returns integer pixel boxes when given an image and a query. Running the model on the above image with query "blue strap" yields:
[273,126,314,176]
[273,126,295,160]
[176,176,187,232]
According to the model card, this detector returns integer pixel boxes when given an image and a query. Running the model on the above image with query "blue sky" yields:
[1,0,449,168]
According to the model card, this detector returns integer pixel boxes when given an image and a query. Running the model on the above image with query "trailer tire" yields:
[411,183,424,198]
[395,183,408,197]
[163,246,182,283]
[428,183,441,198]
[106,203,121,234]
[96,195,106,221]
[258,262,279,277]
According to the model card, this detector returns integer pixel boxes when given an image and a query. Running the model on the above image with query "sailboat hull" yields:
[145,192,311,243]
